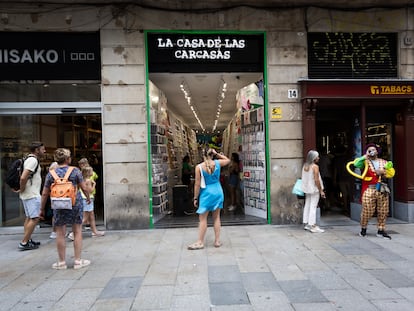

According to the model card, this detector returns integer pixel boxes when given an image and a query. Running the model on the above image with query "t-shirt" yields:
[19,156,41,200]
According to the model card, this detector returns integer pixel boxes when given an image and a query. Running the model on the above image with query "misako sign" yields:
[147,32,264,73]
[0,32,101,80]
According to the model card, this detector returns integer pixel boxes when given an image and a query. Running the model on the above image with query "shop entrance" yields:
[146,31,269,228]
[0,104,102,227]
[316,105,395,218]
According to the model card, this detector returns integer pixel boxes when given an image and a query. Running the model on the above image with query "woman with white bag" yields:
[302,150,326,233]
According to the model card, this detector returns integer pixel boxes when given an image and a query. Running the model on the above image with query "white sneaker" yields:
[68,232,74,241]
[310,225,325,233]
[49,232,56,239]
[304,224,311,231]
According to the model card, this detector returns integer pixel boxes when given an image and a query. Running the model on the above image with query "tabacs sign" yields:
[370,85,414,95]
[147,33,264,73]
[0,32,101,81]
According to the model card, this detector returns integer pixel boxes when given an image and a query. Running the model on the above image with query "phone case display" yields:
[151,124,169,223]
[241,107,267,219]
[149,81,170,223]
[186,128,198,165]
[222,111,242,157]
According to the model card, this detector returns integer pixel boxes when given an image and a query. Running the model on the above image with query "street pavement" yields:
[1,218,414,311]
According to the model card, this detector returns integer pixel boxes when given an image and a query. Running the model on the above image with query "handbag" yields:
[379,182,391,194]
[292,179,305,197]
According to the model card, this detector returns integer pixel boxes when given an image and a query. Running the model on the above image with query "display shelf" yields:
[241,107,267,218]
[150,123,169,222]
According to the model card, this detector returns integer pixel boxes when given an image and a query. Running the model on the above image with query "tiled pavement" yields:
[1,219,414,310]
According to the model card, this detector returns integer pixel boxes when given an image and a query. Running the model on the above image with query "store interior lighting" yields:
[180,80,205,132]
[212,78,227,132]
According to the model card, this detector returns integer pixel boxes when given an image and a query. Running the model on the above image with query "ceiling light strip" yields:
[180,80,205,132]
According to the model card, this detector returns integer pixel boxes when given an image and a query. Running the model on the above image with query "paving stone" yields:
[241,272,280,292]
[322,289,378,311]
[368,269,414,288]
[278,280,328,303]
[247,290,293,310]
[98,276,143,299]
[371,299,414,311]
[209,265,242,283]
[210,281,250,305]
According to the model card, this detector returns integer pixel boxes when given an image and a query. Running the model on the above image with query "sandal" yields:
[74,259,91,270]
[52,261,67,270]
[187,242,204,250]
[214,242,222,248]
[92,231,105,237]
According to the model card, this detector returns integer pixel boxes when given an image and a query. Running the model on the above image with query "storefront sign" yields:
[0,32,101,80]
[370,85,413,95]
[147,33,264,73]
[308,32,397,79]
[300,81,414,98]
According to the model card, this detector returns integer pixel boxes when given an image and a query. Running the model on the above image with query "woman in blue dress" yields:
[188,148,230,250]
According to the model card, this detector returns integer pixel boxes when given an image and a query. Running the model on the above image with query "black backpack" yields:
[5,155,39,191]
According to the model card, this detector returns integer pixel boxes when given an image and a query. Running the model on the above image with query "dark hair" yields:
[30,141,44,152]
[231,153,240,163]
[183,155,190,162]
[364,143,381,155]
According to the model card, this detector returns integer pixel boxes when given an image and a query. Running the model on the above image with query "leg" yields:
[303,194,311,224]
[307,192,320,226]
[72,223,83,261]
[230,186,236,206]
[55,225,67,262]
[197,212,208,245]
[22,217,39,243]
[21,197,40,244]
[90,211,104,236]
[360,189,376,228]
[72,209,91,269]
[212,208,222,247]
[188,212,208,249]
[376,193,389,231]
[82,210,90,226]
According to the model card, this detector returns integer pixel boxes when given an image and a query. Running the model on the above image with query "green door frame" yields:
[144,30,271,228]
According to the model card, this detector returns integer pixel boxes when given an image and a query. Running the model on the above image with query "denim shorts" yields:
[82,198,94,212]
[22,196,41,219]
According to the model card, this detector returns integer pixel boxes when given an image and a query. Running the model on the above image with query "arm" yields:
[313,165,326,198]
[79,181,91,203]
[353,155,367,169]
[212,150,230,167]
[19,169,31,193]
[83,179,95,193]
[193,165,201,207]
[40,186,50,220]
[384,161,395,178]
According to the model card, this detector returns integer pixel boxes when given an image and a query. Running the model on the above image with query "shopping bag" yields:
[292,179,305,197]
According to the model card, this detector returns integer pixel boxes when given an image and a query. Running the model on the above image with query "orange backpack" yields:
[49,166,77,210]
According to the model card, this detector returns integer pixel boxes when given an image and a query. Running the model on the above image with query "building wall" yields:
[1,4,413,228]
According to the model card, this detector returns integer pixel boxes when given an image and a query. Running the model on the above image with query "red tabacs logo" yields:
[370,85,414,95]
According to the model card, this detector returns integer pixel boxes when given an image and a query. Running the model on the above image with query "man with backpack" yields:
[17,141,46,251]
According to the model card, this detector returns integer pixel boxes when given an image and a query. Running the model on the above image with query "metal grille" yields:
[308,32,398,79]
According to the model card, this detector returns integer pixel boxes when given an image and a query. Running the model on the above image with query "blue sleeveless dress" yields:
[197,160,224,214]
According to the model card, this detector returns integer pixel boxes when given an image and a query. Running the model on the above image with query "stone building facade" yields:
[0,2,413,229]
